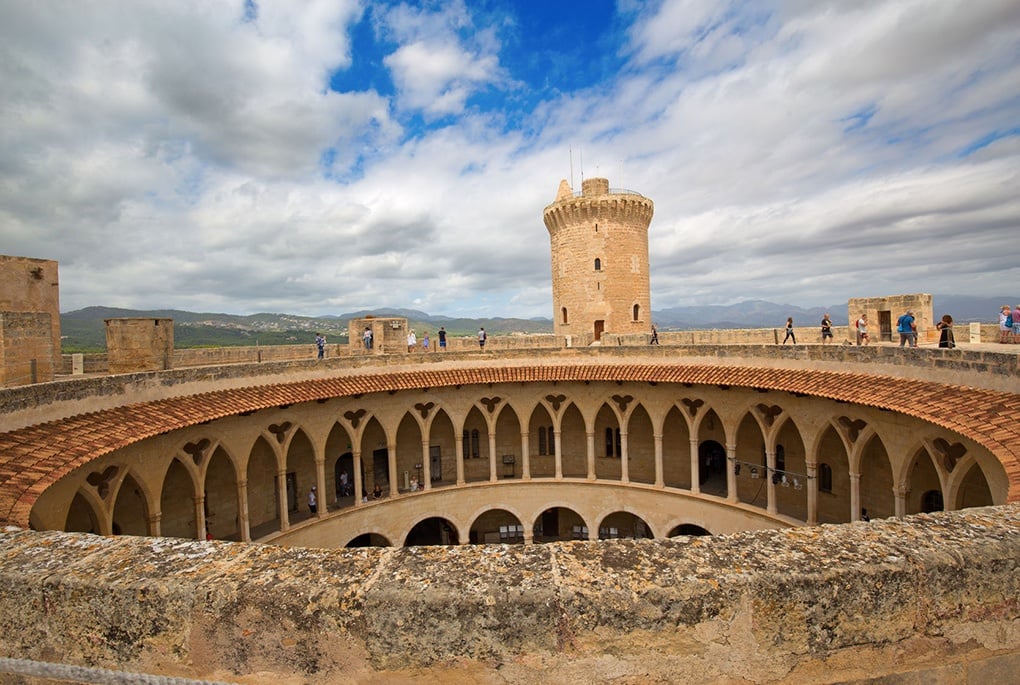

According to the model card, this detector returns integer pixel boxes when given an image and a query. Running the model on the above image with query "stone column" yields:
[765,448,777,515]
[277,470,290,531]
[849,472,861,522]
[554,429,563,479]
[586,431,596,480]
[690,439,700,495]
[421,438,432,490]
[147,511,162,538]
[387,441,398,496]
[455,435,465,485]
[194,495,207,540]
[520,431,531,480]
[488,430,498,483]
[237,478,251,541]
[726,444,738,503]
[653,432,664,488]
[619,431,630,483]
[352,451,363,507]
[894,486,907,519]
[806,462,818,525]
[315,457,327,517]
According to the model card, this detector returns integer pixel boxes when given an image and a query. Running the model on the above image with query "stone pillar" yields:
[421,438,432,490]
[194,495,207,540]
[850,472,861,522]
[690,439,700,495]
[315,457,327,518]
[806,462,818,526]
[237,478,251,541]
[352,451,363,507]
[455,434,465,485]
[387,442,398,496]
[520,431,531,480]
[586,431,596,480]
[488,430,498,483]
[554,429,563,479]
[765,448,777,515]
[894,486,907,519]
[147,512,162,538]
[726,444,738,503]
[653,432,664,488]
[619,431,630,483]
[277,470,290,530]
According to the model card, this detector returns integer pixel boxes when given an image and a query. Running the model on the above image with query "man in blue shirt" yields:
[897,311,916,347]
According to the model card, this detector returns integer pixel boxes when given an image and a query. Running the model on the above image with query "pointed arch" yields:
[111,471,149,536]
[205,445,240,540]
[160,457,199,539]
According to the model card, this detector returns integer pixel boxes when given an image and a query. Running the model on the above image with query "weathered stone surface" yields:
[0,506,1017,683]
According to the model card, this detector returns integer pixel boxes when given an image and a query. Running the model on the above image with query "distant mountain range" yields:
[59,295,1008,352]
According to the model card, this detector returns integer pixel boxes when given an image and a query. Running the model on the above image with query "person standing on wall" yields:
[407,329,417,352]
[782,317,796,344]
[897,310,916,347]
[936,314,955,348]
[363,326,373,350]
[820,314,833,344]
[315,333,325,359]
[438,326,447,351]
[649,325,659,345]
[478,327,487,349]
[856,314,870,346]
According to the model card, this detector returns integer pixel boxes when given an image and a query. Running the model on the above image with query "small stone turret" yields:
[543,178,654,342]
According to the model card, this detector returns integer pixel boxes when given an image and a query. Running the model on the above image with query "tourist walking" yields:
[363,326,373,350]
[315,333,325,359]
[782,318,796,344]
[936,315,955,348]
[999,306,1012,343]
[407,329,417,352]
[897,310,916,347]
[422,332,430,352]
[820,314,833,344]
[478,327,487,349]
[438,327,447,351]
[649,325,659,345]
[1013,305,1020,344]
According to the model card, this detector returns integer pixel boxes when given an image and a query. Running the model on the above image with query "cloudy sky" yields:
[2,0,1018,318]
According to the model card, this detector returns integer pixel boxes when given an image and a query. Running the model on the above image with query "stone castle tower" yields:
[543,177,654,341]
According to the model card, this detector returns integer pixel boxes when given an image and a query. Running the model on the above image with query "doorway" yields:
[429,445,442,482]
[879,310,892,341]
[594,320,605,341]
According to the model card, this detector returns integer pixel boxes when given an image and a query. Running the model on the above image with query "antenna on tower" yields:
[569,146,574,190]
[580,149,584,182]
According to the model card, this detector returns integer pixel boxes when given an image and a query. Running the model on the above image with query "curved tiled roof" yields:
[1,363,1019,526]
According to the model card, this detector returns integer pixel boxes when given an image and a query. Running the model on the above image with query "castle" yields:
[0,179,1017,683]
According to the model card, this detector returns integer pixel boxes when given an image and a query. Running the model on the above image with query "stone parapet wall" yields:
[0,312,55,387]
[0,505,1017,683]
[7,343,1018,431]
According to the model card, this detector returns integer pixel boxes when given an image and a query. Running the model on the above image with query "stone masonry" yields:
[544,177,654,342]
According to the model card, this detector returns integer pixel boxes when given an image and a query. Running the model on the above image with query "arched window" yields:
[819,463,833,493]
[921,489,944,513]
[633,304,640,321]
[561,307,568,324]
[471,429,481,458]
[594,258,602,271]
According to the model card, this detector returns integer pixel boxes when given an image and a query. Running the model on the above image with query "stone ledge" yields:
[0,505,1017,683]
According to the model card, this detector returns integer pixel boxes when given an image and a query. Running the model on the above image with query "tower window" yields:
[594,258,602,271]
[561,307,568,324]
[633,304,640,321]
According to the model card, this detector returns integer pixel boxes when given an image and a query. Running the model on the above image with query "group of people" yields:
[781,310,953,348]
[999,305,1020,343]
[406,327,449,351]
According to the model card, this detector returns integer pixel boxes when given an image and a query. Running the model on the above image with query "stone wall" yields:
[0,312,54,387]
[0,255,60,385]
[0,505,1016,684]
[105,318,174,373]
